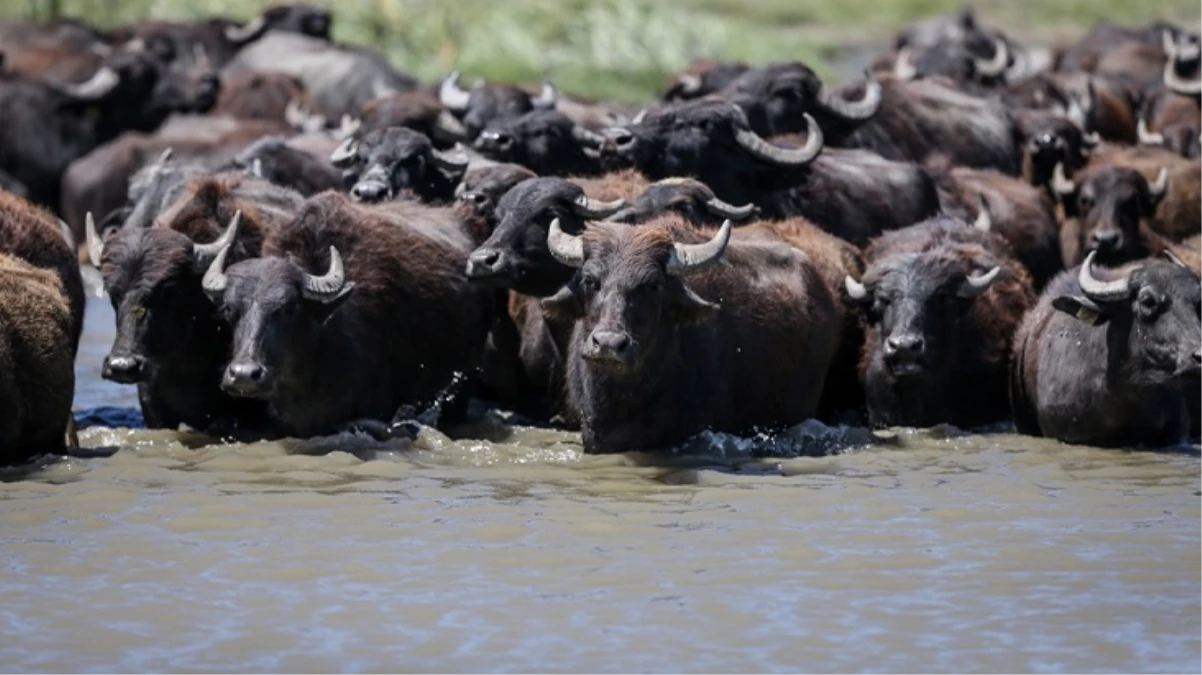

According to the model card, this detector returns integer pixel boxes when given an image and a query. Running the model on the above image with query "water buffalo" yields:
[846,217,1035,428]
[438,71,558,140]
[91,172,301,432]
[716,62,883,138]
[600,99,939,244]
[660,60,750,102]
[455,163,536,227]
[473,110,607,176]
[1138,88,1201,159]
[226,31,416,118]
[229,137,343,196]
[1051,163,1184,268]
[932,165,1062,288]
[329,127,470,204]
[0,44,216,209]
[201,191,494,438]
[542,218,841,453]
[1015,112,1094,188]
[353,90,468,148]
[0,192,87,462]
[212,72,309,122]
[1011,251,1201,447]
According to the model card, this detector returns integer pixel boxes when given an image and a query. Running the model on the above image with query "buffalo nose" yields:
[466,249,502,276]
[589,330,631,355]
[884,334,924,357]
[102,354,145,382]
[609,129,634,148]
[1091,230,1121,251]
[351,181,388,202]
[227,363,265,383]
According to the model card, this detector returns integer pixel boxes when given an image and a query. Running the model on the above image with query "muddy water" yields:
[1,292,1199,673]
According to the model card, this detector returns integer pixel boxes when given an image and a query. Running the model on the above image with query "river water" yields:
[1,290,1198,673]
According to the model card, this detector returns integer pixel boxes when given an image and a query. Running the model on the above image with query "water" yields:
[1,291,1198,673]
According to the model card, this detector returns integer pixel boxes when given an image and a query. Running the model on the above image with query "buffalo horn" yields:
[844,275,869,301]
[677,73,702,94]
[704,195,757,220]
[894,48,918,81]
[1137,118,1165,146]
[1148,167,1169,199]
[573,194,626,219]
[734,112,823,166]
[224,16,266,43]
[201,241,231,298]
[329,137,358,167]
[819,70,882,122]
[439,71,471,111]
[192,210,242,271]
[974,37,1009,78]
[302,247,350,302]
[1051,162,1075,197]
[546,218,585,268]
[631,108,648,125]
[957,265,1001,298]
[533,80,558,109]
[1164,58,1202,96]
[63,66,120,100]
[432,144,470,172]
[436,110,468,138]
[666,219,731,277]
[1078,250,1131,301]
[85,212,105,268]
[972,194,992,232]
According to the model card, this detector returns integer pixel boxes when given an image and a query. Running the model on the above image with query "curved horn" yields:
[62,66,120,100]
[58,219,75,249]
[1163,57,1202,96]
[329,137,358,167]
[734,112,823,166]
[819,70,882,122]
[958,265,1001,298]
[1163,29,1177,59]
[85,212,105,268]
[844,275,869,301]
[436,109,467,138]
[1148,166,1169,199]
[224,16,266,43]
[546,218,585,268]
[432,144,470,173]
[1051,162,1075,197]
[439,71,471,112]
[155,147,174,167]
[572,194,626,219]
[1163,248,1190,269]
[972,194,992,232]
[192,210,242,270]
[667,219,732,277]
[249,158,263,178]
[677,73,702,94]
[704,195,757,221]
[201,240,231,299]
[1078,250,1131,301]
[1137,118,1166,146]
[533,80,558,109]
[894,48,918,81]
[1081,130,1101,148]
[337,114,362,141]
[302,247,350,302]
[631,108,648,125]
[974,37,1009,78]
[571,125,605,147]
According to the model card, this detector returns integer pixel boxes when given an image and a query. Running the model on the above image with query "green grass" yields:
[6,0,1200,102]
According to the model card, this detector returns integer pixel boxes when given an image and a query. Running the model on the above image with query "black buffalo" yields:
[329,127,470,204]
[438,71,558,140]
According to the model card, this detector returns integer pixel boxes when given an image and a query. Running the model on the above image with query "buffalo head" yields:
[439,71,558,139]
[473,110,606,176]
[329,127,469,204]
[1051,163,1168,266]
[606,178,758,226]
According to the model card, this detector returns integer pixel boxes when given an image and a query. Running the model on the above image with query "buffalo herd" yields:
[0,5,1199,462]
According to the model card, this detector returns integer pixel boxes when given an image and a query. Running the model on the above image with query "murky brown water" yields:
[1,289,1198,672]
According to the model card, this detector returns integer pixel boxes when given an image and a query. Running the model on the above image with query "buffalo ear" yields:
[1052,294,1111,326]
[670,284,719,324]
[540,285,583,323]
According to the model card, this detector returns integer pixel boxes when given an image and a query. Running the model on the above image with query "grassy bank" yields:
[7,0,1200,101]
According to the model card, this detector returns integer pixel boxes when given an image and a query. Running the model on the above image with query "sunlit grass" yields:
[7,0,1200,101]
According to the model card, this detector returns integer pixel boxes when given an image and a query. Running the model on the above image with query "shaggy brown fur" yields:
[214,72,310,122]
[570,168,650,203]
[0,254,76,463]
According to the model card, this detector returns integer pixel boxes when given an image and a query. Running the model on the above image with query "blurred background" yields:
[6,0,1200,102]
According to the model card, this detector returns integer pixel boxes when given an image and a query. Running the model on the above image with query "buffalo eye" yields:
[1136,291,1162,317]
[1078,193,1094,211]
[579,274,599,294]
